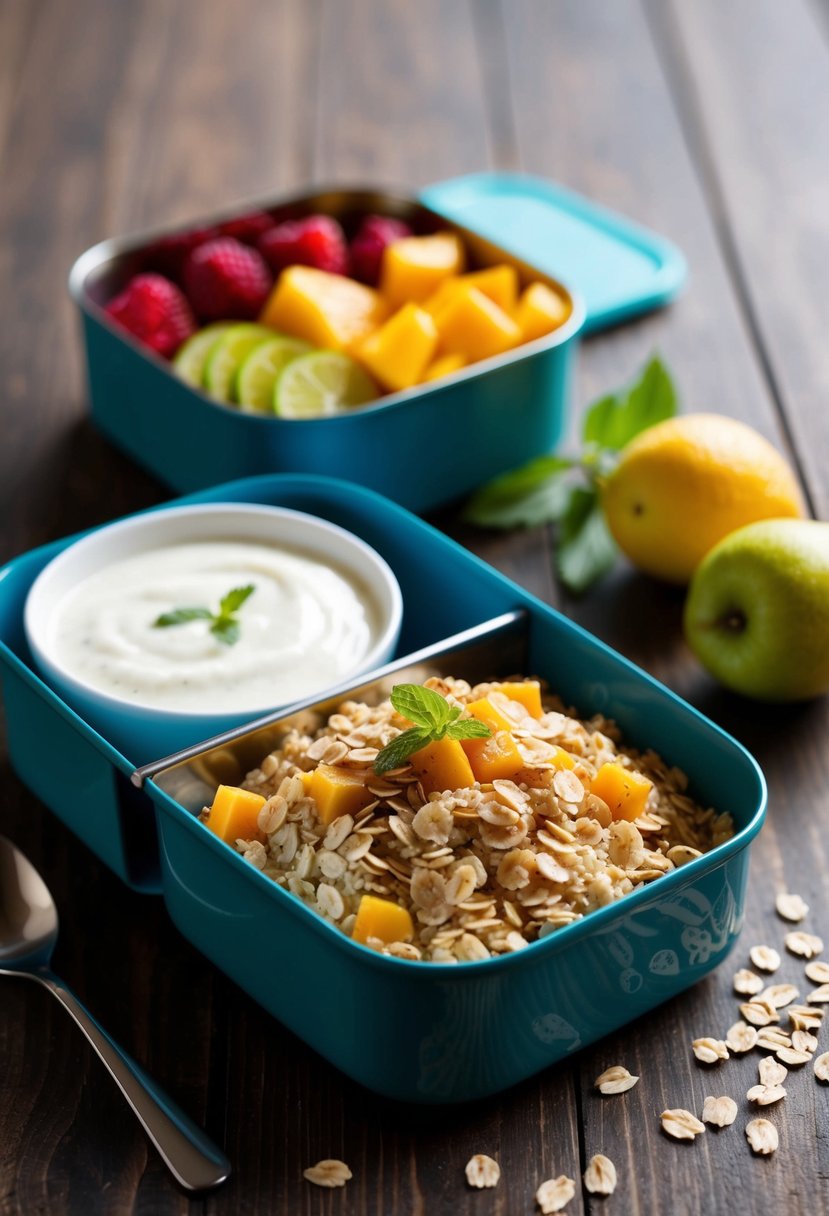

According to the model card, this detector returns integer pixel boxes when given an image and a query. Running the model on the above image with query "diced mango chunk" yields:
[381,233,466,306]
[409,736,475,795]
[590,762,653,822]
[466,695,520,734]
[551,746,577,771]
[205,784,266,843]
[260,266,387,350]
[434,284,522,362]
[309,764,375,825]
[422,352,467,382]
[515,282,571,342]
[493,681,543,718]
[352,894,415,945]
[356,303,438,391]
[299,770,314,794]
[462,265,519,313]
[462,730,525,783]
[422,265,518,317]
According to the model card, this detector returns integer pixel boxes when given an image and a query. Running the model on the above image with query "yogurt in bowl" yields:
[25,504,403,763]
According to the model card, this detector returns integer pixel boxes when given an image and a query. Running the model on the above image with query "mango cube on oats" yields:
[356,303,438,391]
[380,232,466,305]
[590,762,653,822]
[462,730,525,783]
[206,785,266,843]
[352,894,415,946]
[515,282,571,341]
[260,266,387,350]
[409,736,475,796]
[309,764,375,825]
[433,284,522,362]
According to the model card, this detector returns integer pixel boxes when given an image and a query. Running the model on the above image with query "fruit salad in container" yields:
[103,208,572,419]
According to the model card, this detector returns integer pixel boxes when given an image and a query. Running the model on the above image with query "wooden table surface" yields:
[2,1,829,1212]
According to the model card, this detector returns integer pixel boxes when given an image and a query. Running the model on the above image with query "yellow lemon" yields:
[600,414,805,584]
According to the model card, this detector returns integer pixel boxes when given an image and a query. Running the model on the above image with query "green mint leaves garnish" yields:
[463,355,678,594]
[153,584,255,647]
[373,684,492,775]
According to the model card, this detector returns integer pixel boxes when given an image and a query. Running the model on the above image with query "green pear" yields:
[683,519,829,701]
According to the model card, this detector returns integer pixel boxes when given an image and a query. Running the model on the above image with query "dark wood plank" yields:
[653,0,829,519]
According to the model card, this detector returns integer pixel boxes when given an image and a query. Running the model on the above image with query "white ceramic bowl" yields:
[25,503,403,763]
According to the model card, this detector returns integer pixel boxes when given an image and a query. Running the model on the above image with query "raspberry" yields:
[258,215,348,276]
[350,215,413,285]
[217,210,275,245]
[104,273,196,359]
[149,226,218,280]
[183,236,273,321]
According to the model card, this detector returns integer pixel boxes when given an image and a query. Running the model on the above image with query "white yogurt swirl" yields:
[47,540,379,712]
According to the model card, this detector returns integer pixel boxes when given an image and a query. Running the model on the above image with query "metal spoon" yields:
[0,835,230,1192]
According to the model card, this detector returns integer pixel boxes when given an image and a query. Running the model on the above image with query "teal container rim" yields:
[67,181,586,424]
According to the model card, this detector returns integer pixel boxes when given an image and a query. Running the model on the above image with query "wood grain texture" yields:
[1,0,828,1212]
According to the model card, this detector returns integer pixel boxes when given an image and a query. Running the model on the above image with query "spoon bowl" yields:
[0,834,230,1192]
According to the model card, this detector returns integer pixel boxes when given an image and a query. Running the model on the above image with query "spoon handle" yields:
[38,970,230,1192]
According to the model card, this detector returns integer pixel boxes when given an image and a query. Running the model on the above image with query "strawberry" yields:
[104,273,196,358]
[350,215,413,285]
[149,226,218,280]
[258,215,348,276]
[183,236,273,321]
[218,210,275,245]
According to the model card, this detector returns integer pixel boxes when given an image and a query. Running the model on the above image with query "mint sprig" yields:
[373,684,492,775]
[153,584,255,646]
[463,355,678,593]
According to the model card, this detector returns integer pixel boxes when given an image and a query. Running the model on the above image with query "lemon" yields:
[600,414,805,584]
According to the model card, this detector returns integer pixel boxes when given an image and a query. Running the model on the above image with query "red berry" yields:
[149,226,218,280]
[350,215,413,285]
[258,215,348,276]
[104,273,196,359]
[183,236,273,321]
[217,210,275,245]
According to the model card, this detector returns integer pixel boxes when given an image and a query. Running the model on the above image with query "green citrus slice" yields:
[203,324,275,403]
[235,336,312,413]
[274,351,378,419]
[172,323,233,387]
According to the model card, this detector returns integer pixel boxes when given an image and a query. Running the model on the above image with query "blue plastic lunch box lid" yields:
[421,171,687,334]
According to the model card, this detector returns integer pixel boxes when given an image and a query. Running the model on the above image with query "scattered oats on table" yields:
[776,1046,812,1067]
[734,969,765,996]
[746,1119,778,1155]
[740,999,779,1028]
[661,1109,706,1141]
[302,1159,352,1188]
[536,1175,576,1213]
[806,983,829,1004]
[595,1065,639,1094]
[234,676,732,963]
[747,1083,786,1106]
[785,932,824,959]
[692,1038,729,1064]
[805,960,829,985]
[759,984,799,1009]
[749,945,781,973]
[583,1154,617,1195]
[726,1021,757,1053]
[775,892,809,923]
[758,1056,788,1088]
[702,1095,738,1127]
[814,1051,829,1082]
[755,1027,791,1052]
[464,1154,500,1188]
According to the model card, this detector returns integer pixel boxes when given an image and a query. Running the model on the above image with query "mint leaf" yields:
[154,607,213,627]
[219,584,255,617]
[556,487,617,594]
[463,455,574,529]
[373,726,431,775]
[390,684,453,732]
[445,719,493,741]
[210,618,241,646]
[582,356,677,451]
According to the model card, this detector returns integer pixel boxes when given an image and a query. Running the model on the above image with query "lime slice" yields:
[172,323,233,387]
[235,336,312,413]
[203,324,275,403]
[274,351,378,419]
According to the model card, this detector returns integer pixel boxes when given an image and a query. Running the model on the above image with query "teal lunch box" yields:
[0,476,765,1101]
[67,174,686,513]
